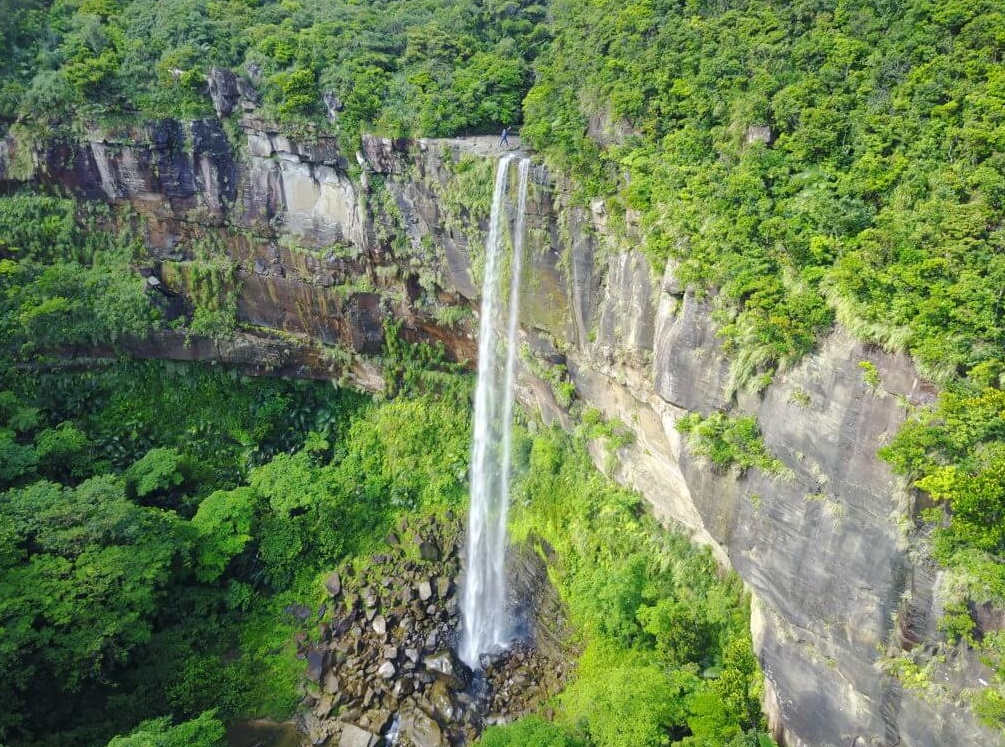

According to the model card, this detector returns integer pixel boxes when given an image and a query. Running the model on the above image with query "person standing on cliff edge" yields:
[499,127,509,148]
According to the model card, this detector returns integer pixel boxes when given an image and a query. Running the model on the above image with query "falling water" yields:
[459,155,530,670]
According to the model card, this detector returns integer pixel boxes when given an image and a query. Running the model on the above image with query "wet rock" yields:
[393,677,415,700]
[418,540,440,562]
[303,517,568,747]
[436,577,452,600]
[427,678,456,721]
[339,723,380,747]
[207,66,239,117]
[306,648,326,684]
[423,651,457,678]
[399,701,445,747]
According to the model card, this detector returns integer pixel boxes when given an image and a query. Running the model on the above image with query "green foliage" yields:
[677,412,784,476]
[381,317,472,398]
[125,447,191,507]
[479,716,586,747]
[562,647,692,747]
[509,425,774,747]
[0,360,373,745]
[10,0,548,141]
[190,487,255,583]
[524,0,1005,387]
[0,476,185,698]
[881,387,1005,566]
[34,421,93,482]
[881,385,1005,718]
[0,195,159,357]
[105,711,225,747]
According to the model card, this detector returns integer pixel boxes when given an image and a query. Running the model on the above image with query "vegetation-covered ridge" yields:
[526,0,1005,391]
[0,0,543,145]
[0,354,475,747]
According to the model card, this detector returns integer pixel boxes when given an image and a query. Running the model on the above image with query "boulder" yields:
[285,603,312,621]
[339,723,380,747]
[418,580,434,602]
[372,615,386,636]
[377,661,396,679]
[207,66,240,118]
[418,540,440,562]
[436,577,452,599]
[427,678,455,721]
[323,670,341,696]
[306,648,326,684]
[423,651,456,678]
[399,702,445,747]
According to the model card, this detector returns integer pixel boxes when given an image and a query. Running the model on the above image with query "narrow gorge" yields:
[0,107,998,747]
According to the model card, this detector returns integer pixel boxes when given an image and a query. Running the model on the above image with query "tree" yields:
[0,477,185,700]
[480,715,585,747]
[105,711,225,747]
[125,447,191,508]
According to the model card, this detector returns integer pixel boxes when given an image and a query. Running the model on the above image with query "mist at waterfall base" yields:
[458,155,530,671]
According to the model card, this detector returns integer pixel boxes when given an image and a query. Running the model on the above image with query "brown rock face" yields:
[3,117,999,747]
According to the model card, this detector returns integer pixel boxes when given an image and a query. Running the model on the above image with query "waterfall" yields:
[459,155,530,670]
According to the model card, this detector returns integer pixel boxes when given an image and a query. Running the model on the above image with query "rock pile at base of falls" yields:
[294,513,572,747]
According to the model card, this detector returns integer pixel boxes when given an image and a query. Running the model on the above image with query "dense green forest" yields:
[3,0,1005,739]
[0,0,544,144]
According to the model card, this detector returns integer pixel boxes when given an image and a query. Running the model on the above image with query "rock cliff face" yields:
[2,119,998,747]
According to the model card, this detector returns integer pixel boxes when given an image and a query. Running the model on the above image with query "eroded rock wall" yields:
[1,122,998,747]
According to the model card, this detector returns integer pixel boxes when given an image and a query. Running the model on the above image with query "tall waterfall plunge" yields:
[459,155,530,670]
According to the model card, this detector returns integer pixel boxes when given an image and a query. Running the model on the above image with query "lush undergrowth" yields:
[0,351,771,747]
[0,356,473,747]
[486,423,774,747]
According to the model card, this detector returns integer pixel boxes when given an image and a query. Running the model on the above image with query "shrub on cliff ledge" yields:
[676,412,785,476]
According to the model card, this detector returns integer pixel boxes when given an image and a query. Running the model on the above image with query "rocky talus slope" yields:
[293,515,571,747]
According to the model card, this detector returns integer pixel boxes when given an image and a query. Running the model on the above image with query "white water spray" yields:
[459,155,530,670]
